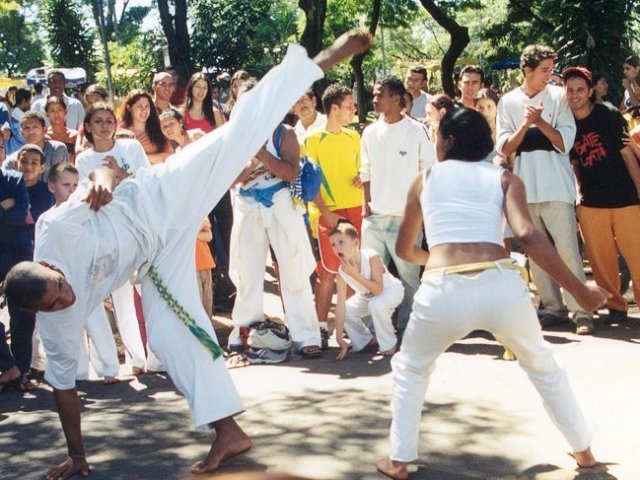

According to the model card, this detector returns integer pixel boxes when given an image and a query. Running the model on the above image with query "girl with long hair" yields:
[183,72,226,133]
[120,89,172,164]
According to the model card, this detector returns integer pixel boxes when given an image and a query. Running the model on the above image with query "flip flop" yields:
[299,345,322,358]
[18,378,37,392]
[226,352,250,369]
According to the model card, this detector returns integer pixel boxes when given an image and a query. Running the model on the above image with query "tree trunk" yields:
[298,0,327,58]
[157,0,192,87]
[91,0,115,100]
[418,0,469,98]
[352,0,381,124]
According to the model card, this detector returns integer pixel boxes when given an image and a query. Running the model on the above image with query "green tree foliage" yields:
[190,0,298,77]
[95,33,163,96]
[0,6,44,77]
[479,0,640,100]
[115,5,152,45]
[552,0,639,103]
[41,0,98,80]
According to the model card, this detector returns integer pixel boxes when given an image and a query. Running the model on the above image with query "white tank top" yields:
[338,248,401,297]
[421,160,505,247]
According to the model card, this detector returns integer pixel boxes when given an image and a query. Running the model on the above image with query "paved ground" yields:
[2,278,639,480]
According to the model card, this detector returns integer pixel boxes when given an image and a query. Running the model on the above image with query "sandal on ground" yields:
[299,345,322,358]
[226,351,250,369]
[19,377,37,392]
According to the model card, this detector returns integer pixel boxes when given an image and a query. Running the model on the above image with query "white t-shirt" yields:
[360,116,434,216]
[35,179,153,390]
[410,91,429,120]
[294,111,327,144]
[338,248,401,297]
[496,85,576,204]
[75,139,150,180]
[32,94,85,130]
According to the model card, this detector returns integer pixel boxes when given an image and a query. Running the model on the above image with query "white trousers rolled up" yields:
[229,189,320,350]
[78,305,120,379]
[390,266,594,461]
[344,283,403,352]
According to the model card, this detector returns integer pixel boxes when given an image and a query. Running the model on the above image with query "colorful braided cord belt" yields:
[147,265,223,359]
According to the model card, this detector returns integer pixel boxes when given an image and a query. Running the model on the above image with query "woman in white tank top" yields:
[376,108,609,479]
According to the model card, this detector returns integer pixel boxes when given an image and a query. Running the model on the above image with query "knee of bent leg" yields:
[368,295,391,315]
[517,343,559,375]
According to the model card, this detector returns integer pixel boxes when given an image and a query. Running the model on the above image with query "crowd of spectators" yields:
[1,44,638,391]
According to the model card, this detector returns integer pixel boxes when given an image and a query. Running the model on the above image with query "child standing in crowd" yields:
[47,163,79,205]
[330,221,403,360]
[76,102,150,375]
[30,163,78,373]
[45,96,78,163]
[12,144,54,389]
[16,144,55,232]
[196,218,216,321]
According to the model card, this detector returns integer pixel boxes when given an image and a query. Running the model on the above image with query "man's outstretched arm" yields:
[313,30,372,73]
[44,388,90,480]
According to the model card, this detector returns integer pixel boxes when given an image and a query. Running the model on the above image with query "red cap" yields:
[562,66,592,86]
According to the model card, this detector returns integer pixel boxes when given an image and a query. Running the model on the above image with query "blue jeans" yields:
[361,214,421,331]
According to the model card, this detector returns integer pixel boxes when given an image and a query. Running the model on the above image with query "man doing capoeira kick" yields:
[3,30,372,480]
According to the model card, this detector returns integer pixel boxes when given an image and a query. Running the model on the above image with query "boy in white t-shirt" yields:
[329,221,403,360]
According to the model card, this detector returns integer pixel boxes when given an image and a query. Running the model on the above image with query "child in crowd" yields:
[45,96,78,163]
[329,221,404,360]
[196,217,216,321]
[30,163,80,373]
[47,162,79,205]
[16,144,55,231]
[12,144,54,388]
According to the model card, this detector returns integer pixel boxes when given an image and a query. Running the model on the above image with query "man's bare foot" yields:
[44,456,90,480]
[375,458,408,480]
[571,447,596,468]
[314,29,373,72]
[103,376,119,385]
[191,417,252,474]
[131,366,144,376]
[379,346,396,356]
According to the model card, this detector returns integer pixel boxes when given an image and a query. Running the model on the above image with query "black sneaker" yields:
[603,309,628,325]
[539,312,568,327]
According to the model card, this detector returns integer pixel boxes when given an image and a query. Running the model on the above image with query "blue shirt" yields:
[0,168,33,276]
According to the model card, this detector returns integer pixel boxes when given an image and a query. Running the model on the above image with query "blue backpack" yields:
[273,124,322,202]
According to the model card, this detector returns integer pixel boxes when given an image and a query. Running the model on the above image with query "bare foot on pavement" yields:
[191,418,252,474]
[375,458,408,479]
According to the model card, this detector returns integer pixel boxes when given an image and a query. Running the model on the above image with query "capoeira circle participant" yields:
[228,79,321,358]
[75,103,150,375]
[375,108,609,480]
[3,30,372,480]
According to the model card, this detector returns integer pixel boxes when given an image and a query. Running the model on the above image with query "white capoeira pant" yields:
[389,266,594,461]
[343,283,403,352]
[35,44,324,429]
[110,282,147,370]
[77,305,119,379]
[228,189,321,350]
